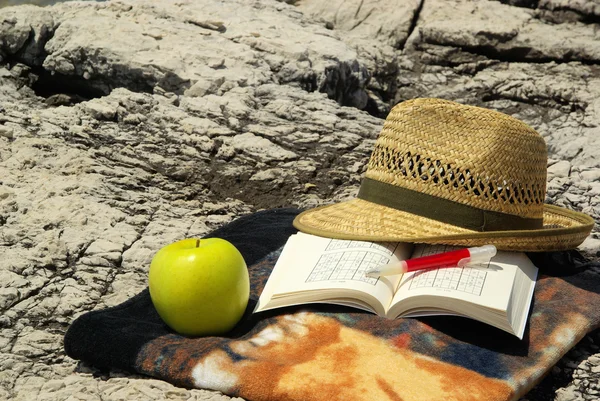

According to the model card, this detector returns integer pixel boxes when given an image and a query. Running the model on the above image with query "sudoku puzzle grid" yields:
[305,239,398,285]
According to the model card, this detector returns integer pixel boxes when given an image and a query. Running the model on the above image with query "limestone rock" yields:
[227,132,298,162]
[0,5,54,66]
[42,0,375,109]
[548,160,572,179]
[296,0,422,49]
[294,0,421,115]
[416,0,600,63]
[539,0,600,19]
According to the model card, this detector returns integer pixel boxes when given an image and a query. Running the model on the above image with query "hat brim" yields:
[293,199,594,252]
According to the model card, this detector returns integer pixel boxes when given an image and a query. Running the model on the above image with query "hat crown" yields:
[366,98,548,219]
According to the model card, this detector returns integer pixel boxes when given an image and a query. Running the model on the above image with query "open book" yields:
[255,232,538,339]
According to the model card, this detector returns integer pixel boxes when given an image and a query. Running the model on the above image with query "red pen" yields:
[365,245,497,278]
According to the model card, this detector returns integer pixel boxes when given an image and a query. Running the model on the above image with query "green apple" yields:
[148,238,249,336]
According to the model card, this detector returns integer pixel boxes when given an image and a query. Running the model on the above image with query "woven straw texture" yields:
[294,98,594,252]
[367,98,547,219]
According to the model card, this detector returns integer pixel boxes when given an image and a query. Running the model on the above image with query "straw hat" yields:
[294,98,594,251]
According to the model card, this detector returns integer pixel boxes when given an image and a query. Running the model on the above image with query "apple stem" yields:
[196,239,200,248]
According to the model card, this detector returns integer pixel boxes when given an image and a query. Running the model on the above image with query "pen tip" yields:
[364,269,380,279]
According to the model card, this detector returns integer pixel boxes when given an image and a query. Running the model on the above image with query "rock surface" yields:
[0,0,598,400]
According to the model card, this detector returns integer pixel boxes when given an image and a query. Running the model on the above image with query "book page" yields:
[509,256,538,339]
[390,244,517,313]
[256,233,413,315]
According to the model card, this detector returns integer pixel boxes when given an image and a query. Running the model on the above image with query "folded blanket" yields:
[64,208,600,401]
